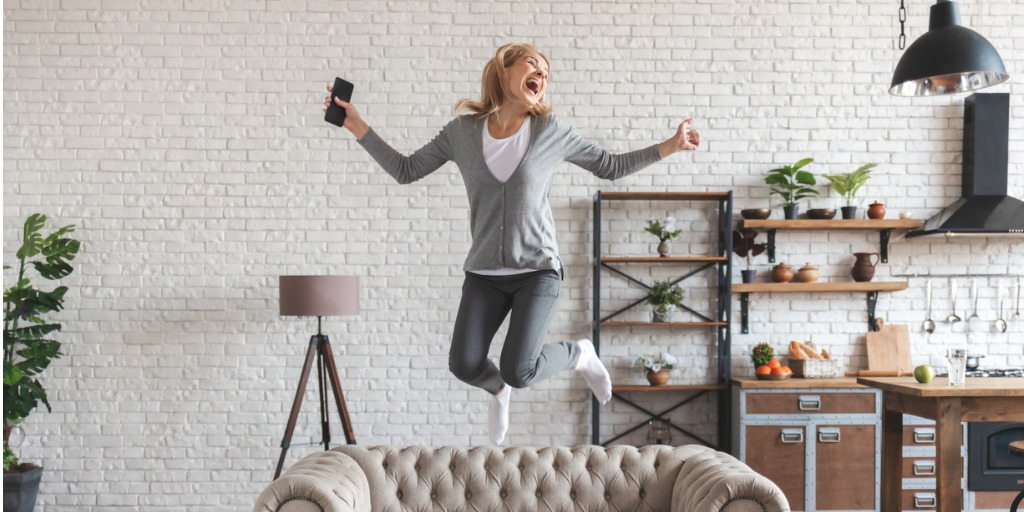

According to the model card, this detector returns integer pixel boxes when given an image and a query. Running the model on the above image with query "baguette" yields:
[821,348,832,360]
[797,341,823,359]
[789,341,807,360]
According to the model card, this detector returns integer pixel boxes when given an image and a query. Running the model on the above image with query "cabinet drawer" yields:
[901,457,937,478]
[745,391,876,415]
[901,490,936,510]
[903,425,937,446]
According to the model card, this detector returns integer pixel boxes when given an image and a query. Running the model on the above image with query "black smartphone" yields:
[325,77,354,127]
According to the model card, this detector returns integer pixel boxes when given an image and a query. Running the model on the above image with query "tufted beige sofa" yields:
[254,445,789,512]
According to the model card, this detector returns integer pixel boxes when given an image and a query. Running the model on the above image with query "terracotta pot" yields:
[770,263,794,283]
[646,369,671,386]
[796,263,819,283]
[851,252,880,282]
[867,201,886,219]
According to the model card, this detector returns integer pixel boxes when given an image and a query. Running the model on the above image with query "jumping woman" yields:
[324,42,701,444]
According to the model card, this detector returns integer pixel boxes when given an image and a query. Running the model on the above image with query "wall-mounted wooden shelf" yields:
[602,321,728,327]
[600,256,728,263]
[612,384,727,392]
[732,281,909,334]
[738,218,925,264]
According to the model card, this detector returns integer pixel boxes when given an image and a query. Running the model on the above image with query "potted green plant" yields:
[764,157,817,219]
[821,163,876,219]
[644,217,682,257]
[4,214,80,512]
[732,229,767,283]
[645,280,685,323]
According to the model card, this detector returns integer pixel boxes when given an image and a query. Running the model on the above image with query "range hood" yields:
[907,93,1024,238]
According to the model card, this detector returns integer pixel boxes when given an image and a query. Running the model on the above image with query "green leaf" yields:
[15,214,47,261]
[764,175,789,186]
[792,157,814,170]
[794,170,817,185]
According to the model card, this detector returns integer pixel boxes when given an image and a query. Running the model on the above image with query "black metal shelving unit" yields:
[591,191,733,452]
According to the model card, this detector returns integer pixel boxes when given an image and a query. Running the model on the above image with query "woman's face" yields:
[503,51,549,108]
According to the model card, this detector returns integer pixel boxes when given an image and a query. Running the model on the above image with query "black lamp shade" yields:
[890,0,1008,96]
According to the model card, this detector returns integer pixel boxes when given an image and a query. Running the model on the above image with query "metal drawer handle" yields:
[798,395,821,411]
[913,428,936,444]
[913,460,936,476]
[914,493,936,508]
[780,429,804,444]
[818,428,841,443]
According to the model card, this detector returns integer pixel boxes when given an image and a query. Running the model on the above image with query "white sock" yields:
[574,339,612,404]
[488,384,511,445]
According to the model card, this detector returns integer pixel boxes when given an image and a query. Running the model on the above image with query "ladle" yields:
[996,293,1008,333]
[968,279,980,322]
[923,279,936,334]
[1016,278,1021,318]
[946,278,962,323]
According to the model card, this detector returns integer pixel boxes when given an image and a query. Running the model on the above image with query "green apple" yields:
[914,364,934,384]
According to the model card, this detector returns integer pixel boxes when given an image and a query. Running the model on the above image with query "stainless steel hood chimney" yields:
[906,93,1024,238]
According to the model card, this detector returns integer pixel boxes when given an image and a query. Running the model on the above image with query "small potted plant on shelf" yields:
[764,157,817,219]
[4,214,80,512]
[821,163,876,219]
[644,216,682,257]
[632,352,680,386]
[646,280,685,323]
[732,229,767,283]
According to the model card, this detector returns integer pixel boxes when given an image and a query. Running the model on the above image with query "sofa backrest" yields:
[333,444,714,511]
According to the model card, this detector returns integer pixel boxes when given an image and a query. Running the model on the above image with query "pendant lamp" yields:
[890,0,1008,96]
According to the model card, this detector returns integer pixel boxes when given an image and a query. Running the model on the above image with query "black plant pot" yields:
[841,206,858,220]
[783,204,799,220]
[741,270,757,284]
[4,465,43,512]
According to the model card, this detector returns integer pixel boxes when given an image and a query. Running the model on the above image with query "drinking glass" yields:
[946,348,967,386]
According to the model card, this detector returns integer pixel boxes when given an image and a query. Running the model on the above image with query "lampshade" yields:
[889,0,1008,97]
[279,275,359,317]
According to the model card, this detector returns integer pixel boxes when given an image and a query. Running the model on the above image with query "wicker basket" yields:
[787,358,839,378]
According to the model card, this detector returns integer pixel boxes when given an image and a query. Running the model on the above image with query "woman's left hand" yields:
[659,118,701,158]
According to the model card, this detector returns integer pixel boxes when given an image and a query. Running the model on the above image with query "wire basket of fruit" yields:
[787,341,839,378]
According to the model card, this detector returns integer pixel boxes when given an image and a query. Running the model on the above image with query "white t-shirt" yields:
[472,117,538,277]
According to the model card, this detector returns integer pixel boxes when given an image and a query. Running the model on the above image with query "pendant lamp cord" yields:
[897,0,907,50]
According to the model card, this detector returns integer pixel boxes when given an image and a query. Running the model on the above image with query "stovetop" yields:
[965,368,1023,378]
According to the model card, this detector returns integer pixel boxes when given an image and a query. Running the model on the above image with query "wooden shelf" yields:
[733,282,908,293]
[734,281,908,334]
[601,256,727,263]
[597,191,731,201]
[738,218,924,264]
[739,219,923,230]
[602,321,728,327]
[612,384,727,392]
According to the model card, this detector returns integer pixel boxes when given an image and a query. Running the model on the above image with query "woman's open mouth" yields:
[525,78,541,96]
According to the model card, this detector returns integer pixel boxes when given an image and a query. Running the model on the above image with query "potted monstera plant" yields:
[733,229,767,283]
[764,158,817,219]
[822,163,876,219]
[4,214,80,512]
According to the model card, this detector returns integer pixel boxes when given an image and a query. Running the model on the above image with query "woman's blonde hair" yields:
[454,43,552,118]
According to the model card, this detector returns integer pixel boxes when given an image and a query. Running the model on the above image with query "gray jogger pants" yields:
[448,270,582,394]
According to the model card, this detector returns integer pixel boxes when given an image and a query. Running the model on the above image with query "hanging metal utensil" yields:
[995,284,1008,333]
[968,279,981,322]
[947,278,962,323]
[924,279,936,334]
[1016,278,1021,318]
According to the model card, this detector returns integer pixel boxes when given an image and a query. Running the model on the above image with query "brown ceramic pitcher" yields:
[851,252,880,282]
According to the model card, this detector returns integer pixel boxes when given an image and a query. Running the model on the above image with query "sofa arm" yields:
[253,450,371,512]
[672,450,790,512]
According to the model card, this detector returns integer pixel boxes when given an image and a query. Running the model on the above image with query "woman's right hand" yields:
[324,84,370,140]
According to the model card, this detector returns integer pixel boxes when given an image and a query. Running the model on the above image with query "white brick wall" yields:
[3,0,1023,509]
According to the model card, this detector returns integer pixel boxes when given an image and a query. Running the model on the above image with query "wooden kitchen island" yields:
[856,377,1024,512]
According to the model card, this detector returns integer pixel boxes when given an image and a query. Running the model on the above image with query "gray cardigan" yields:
[357,114,663,271]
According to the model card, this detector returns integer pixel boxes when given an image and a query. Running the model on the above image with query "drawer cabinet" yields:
[733,386,881,512]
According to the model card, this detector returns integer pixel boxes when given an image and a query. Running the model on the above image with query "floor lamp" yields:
[274,275,359,480]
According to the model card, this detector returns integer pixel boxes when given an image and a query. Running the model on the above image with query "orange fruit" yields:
[767,359,781,369]
[771,366,785,375]
[755,365,772,375]
[780,366,793,374]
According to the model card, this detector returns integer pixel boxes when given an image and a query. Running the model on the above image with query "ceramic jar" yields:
[851,252,880,282]
[867,201,886,220]
[770,263,794,283]
[657,241,670,257]
[796,263,820,283]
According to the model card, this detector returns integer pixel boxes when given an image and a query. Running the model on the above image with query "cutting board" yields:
[866,319,913,372]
